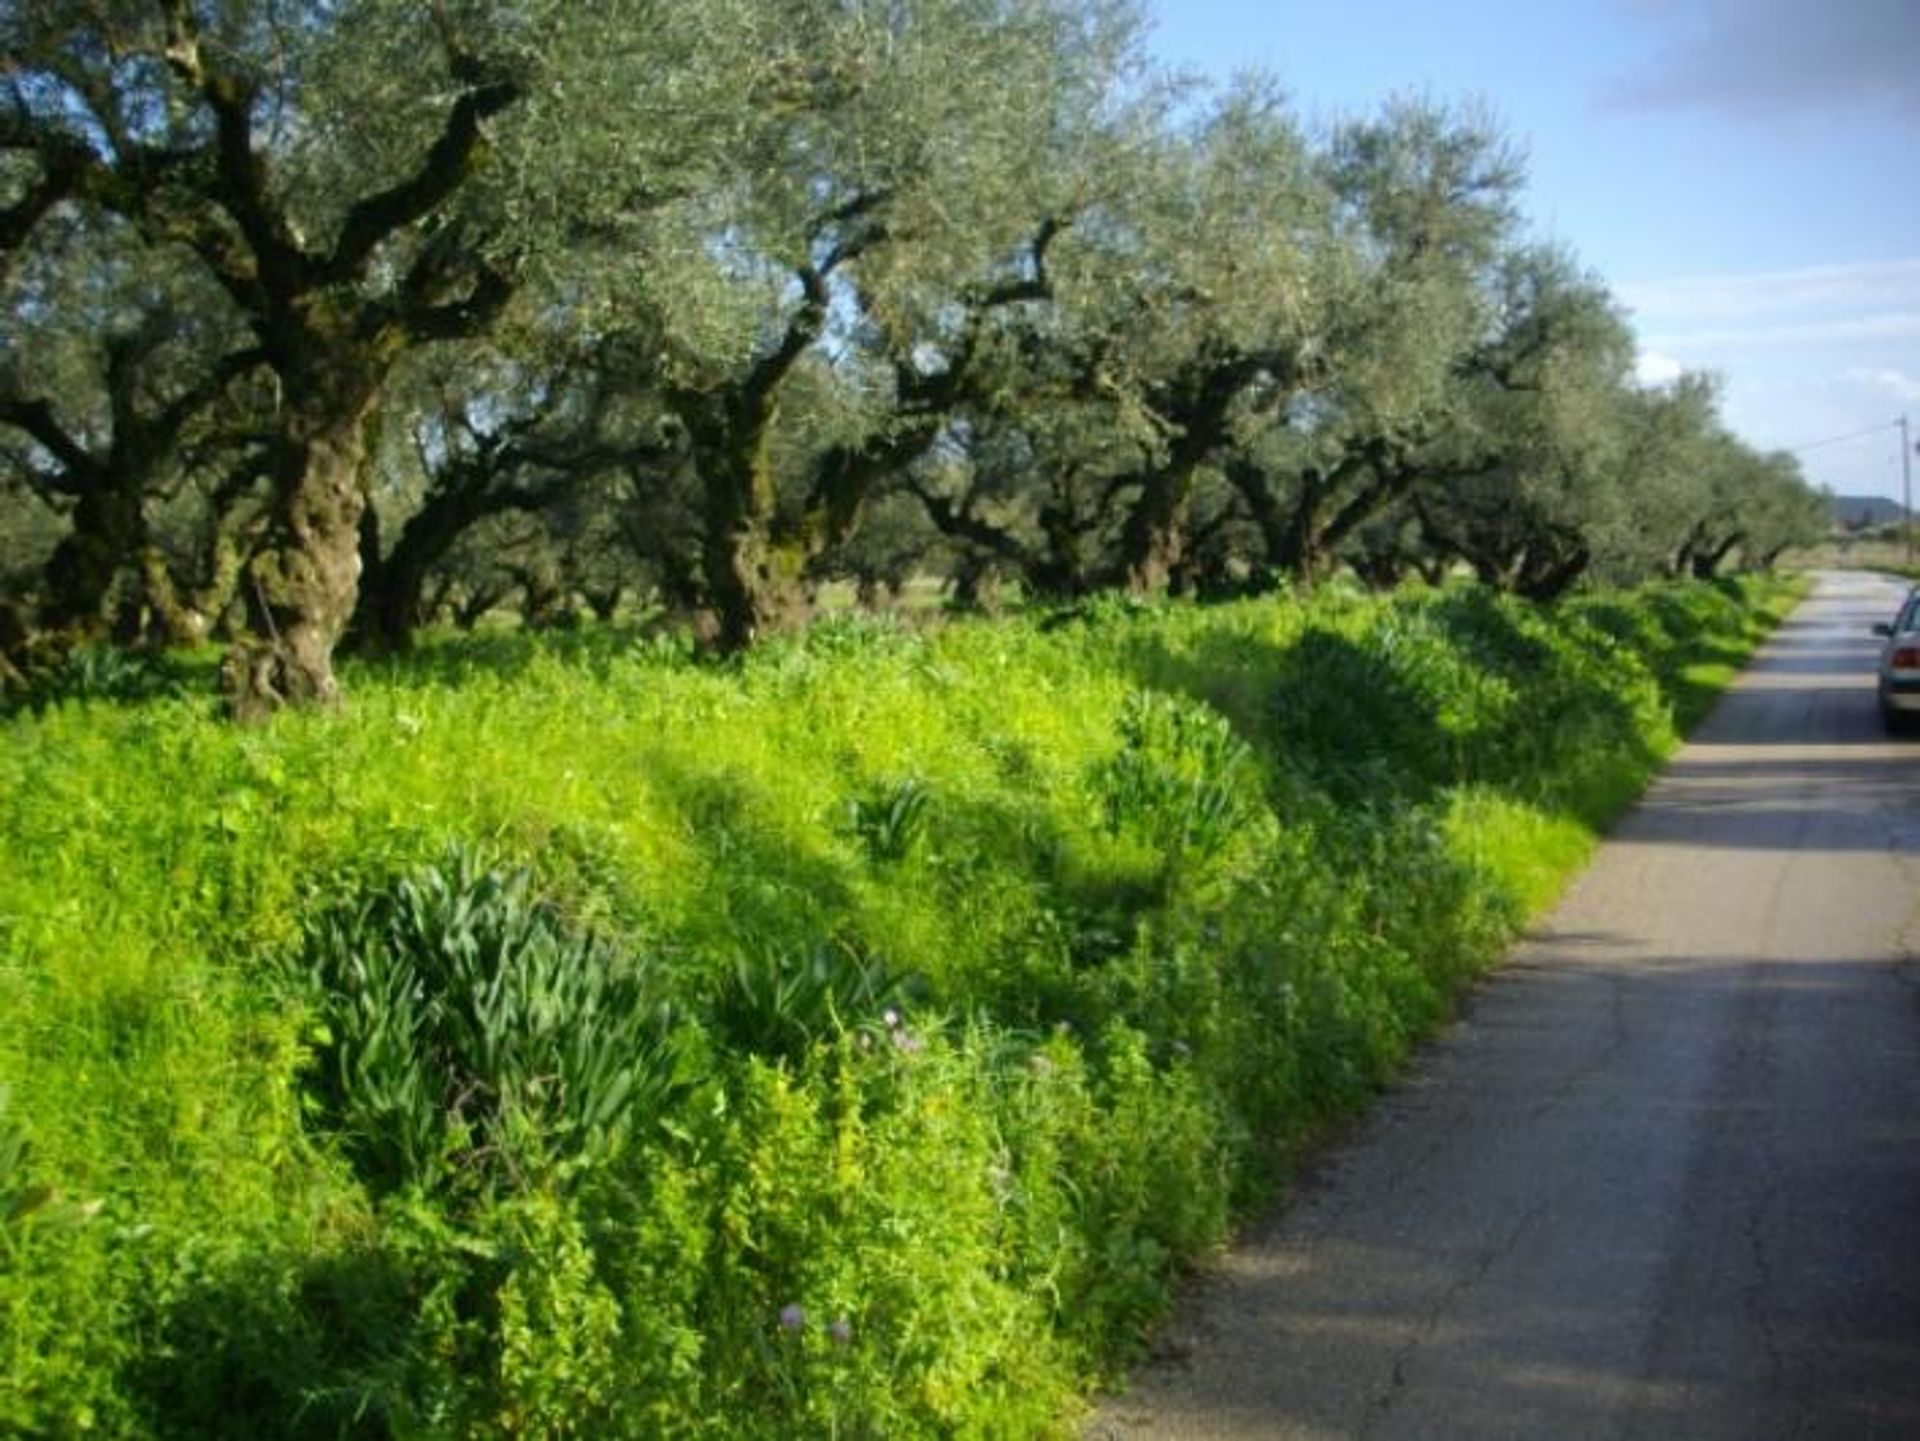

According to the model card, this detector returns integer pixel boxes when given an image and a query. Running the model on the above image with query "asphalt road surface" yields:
[1089,571,1920,1441]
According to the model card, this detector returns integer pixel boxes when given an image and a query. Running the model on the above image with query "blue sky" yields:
[1141,0,1920,504]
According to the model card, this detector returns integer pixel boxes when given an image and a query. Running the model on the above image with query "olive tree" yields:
[1220,98,1525,587]
[0,208,262,638]
[619,0,1149,648]
[1403,246,1641,599]
[899,79,1328,596]
[3,0,756,711]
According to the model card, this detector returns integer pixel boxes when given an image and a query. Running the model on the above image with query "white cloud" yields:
[1641,310,1920,354]
[1714,369,1913,502]
[1617,258,1920,324]
[1615,255,1917,500]
[1620,257,1920,395]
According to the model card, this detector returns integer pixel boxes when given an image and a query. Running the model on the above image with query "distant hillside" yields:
[1830,494,1910,529]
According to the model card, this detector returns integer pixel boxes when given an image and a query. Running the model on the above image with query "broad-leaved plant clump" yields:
[297,846,697,1200]
[709,939,913,1064]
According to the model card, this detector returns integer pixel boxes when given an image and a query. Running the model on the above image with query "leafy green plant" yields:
[0,1086,24,1196]
[0,1088,98,1234]
[847,776,934,863]
[296,846,698,1199]
[1097,690,1254,862]
[0,1085,48,1228]
[1265,616,1474,802]
[709,940,911,1065]
[7,644,190,714]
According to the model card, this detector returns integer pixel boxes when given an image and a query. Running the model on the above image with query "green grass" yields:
[0,574,1800,1437]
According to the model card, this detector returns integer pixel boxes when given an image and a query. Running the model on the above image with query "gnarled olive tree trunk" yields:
[699,421,817,654]
[1117,467,1194,596]
[222,378,378,718]
[1110,355,1267,596]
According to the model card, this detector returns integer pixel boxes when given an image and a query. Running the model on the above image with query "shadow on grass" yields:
[640,757,863,970]
[1116,622,1457,812]
[1117,592,1662,820]
[130,1240,418,1441]
[340,620,696,695]
[2,645,217,717]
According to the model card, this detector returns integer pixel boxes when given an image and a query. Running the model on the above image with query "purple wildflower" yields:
[779,1303,807,1333]
[827,1316,854,1346]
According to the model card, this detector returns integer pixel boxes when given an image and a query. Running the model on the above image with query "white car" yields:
[1873,585,1920,734]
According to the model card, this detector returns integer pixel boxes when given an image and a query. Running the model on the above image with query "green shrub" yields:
[295,846,698,1200]
[846,776,934,863]
[5,644,196,715]
[1097,690,1255,865]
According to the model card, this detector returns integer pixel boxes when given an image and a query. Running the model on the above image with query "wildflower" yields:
[779,1303,807,1333]
[882,1008,902,1031]
[827,1316,853,1346]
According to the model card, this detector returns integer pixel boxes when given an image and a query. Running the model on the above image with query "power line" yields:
[1785,419,1899,456]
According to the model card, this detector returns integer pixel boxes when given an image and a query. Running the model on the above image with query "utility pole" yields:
[1903,414,1915,569]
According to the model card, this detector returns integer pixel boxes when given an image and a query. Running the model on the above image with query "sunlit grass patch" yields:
[1444,787,1596,921]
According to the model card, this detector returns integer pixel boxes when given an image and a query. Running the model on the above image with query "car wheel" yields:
[1885,706,1915,737]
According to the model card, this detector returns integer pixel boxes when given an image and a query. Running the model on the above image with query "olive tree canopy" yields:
[1,0,761,710]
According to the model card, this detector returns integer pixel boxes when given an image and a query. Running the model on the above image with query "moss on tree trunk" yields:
[699,422,816,653]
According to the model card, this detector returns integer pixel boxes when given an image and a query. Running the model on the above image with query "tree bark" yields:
[700,436,813,653]
[0,597,34,683]
[1118,467,1190,595]
[1689,531,1743,580]
[1514,536,1591,601]
[1112,349,1298,595]
[222,392,374,719]
[1275,490,1331,590]
[1114,408,1230,594]
[354,480,520,652]
[1230,451,1378,591]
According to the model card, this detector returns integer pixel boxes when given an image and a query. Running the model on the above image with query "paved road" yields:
[1090,572,1920,1441]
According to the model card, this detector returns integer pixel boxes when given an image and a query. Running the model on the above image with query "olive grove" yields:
[1,0,1822,709]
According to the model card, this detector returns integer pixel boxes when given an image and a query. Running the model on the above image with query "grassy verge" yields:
[1784,541,1919,583]
[0,575,1800,1437]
